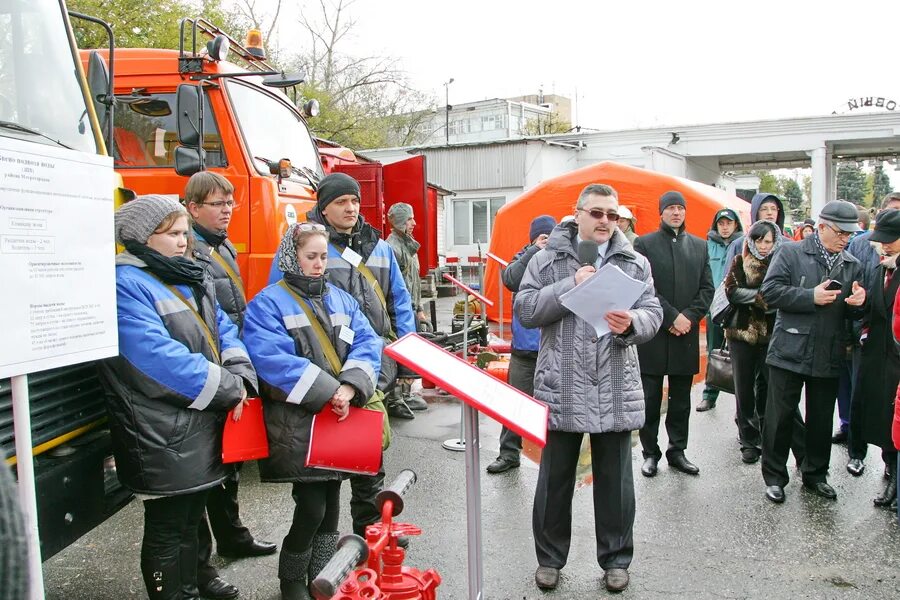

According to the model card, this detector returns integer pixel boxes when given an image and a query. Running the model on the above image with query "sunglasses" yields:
[579,208,620,221]
[297,222,326,232]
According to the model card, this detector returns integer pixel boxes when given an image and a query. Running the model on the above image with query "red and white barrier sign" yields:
[386,333,548,446]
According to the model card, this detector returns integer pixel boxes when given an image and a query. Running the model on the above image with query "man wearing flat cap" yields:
[760,199,867,504]
[846,208,900,509]
[634,191,714,478]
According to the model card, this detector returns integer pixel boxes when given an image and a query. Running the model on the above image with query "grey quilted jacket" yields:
[515,222,662,433]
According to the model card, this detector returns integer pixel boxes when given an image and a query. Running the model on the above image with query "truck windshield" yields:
[226,80,322,182]
[0,0,98,153]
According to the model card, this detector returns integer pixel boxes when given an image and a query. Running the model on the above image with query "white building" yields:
[410,98,557,146]
[368,112,900,258]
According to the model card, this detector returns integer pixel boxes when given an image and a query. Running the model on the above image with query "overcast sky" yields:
[258,0,900,130]
[252,0,900,187]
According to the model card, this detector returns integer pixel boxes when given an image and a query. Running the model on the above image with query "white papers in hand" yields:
[560,263,647,337]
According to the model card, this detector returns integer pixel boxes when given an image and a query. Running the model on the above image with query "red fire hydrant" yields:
[311,470,441,600]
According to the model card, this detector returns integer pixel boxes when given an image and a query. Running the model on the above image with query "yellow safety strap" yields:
[148,273,221,364]
[332,243,396,341]
[210,248,246,301]
[277,280,342,376]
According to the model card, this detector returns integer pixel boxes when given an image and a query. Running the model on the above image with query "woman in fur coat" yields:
[724,220,784,464]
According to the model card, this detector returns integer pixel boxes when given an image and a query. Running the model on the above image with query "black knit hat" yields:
[316,173,361,210]
[659,191,686,214]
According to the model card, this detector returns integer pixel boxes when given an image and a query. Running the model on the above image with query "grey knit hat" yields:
[388,202,414,229]
[114,194,186,245]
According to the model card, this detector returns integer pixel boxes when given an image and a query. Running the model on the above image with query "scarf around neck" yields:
[125,241,206,286]
[812,232,841,273]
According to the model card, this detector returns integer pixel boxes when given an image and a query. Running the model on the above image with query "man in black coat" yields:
[760,200,867,504]
[634,191,714,477]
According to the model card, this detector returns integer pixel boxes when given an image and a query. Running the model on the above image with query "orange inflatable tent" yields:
[483,161,751,324]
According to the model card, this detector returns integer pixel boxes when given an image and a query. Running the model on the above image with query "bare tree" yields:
[287,0,434,148]
[228,0,283,62]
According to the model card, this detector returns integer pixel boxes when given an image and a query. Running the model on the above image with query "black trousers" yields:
[496,353,536,460]
[284,480,341,553]
[349,467,385,537]
[196,467,252,585]
[142,490,209,600]
[639,373,693,460]
[731,340,769,450]
[762,366,838,487]
[731,342,807,457]
[533,430,634,570]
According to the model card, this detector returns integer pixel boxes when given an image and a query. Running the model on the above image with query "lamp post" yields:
[444,77,454,145]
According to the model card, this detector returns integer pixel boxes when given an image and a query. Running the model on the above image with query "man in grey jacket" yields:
[516,184,662,594]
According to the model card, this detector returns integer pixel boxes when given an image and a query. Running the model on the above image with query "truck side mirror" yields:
[175,146,205,177]
[175,84,200,147]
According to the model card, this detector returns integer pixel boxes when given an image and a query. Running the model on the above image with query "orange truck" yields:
[87,18,442,297]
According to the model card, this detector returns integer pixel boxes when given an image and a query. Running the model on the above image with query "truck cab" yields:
[87,21,323,296]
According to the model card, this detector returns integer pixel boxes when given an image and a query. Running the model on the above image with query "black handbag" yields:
[705,341,734,394]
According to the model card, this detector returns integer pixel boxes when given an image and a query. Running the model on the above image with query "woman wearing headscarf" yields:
[98,195,257,600]
[242,222,382,600]
[724,220,796,464]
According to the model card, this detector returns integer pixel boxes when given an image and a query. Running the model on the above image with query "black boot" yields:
[279,549,312,600]
[141,556,182,600]
[874,473,897,507]
[308,532,339,587]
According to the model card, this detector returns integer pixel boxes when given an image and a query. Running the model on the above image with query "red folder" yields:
[222,397,269,463]
[306,406,383,475]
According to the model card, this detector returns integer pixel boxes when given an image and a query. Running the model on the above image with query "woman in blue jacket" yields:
[98,195,257,600]
[243,222,382,600]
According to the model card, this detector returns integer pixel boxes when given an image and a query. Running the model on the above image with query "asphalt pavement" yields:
[42,295,900,599]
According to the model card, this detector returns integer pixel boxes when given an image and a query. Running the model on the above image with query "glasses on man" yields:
[202,199,238,209]
[579,208,620,221]
[826,224,852,239]
[297,222,326,232]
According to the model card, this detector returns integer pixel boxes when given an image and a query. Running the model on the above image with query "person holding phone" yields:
[759,200,867,504]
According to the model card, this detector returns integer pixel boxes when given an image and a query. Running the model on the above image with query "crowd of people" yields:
[96,168,900,599]
[489,186,900,594]
[103,171,420,600]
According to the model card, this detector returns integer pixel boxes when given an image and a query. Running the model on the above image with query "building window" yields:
[453,197,505,245]
[482,114,505,131]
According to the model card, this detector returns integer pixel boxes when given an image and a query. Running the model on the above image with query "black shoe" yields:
[486,456,520,474]
[198,577,239,600]
[604,568,630,592]
[641,457,658,478]
[218,539,277,558]
[831,429,848,444]
[741,448,760,464]
[404,394,429,411]
[765,485,785,504]
[695,398,716,412]
[387,400,415,420]
[846,458,865,476]
[803,481,837,500]
[668,453,700,475]
[534,566,559,590]
[874,476,897,507]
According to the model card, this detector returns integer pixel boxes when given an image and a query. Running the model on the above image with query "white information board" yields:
[386,334,548,445]
[0,136,117,378]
